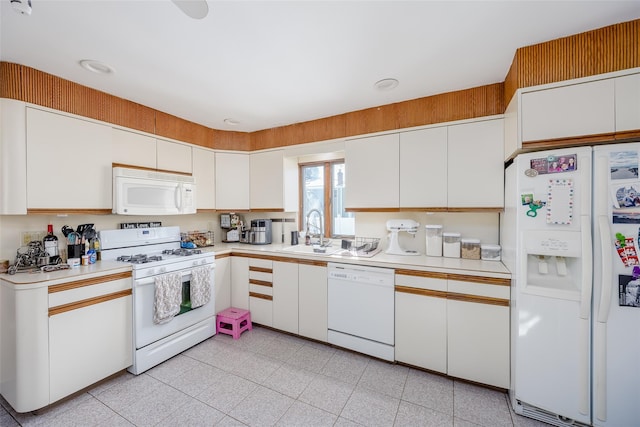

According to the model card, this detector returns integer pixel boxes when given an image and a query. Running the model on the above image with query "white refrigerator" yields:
[502,143,640,427]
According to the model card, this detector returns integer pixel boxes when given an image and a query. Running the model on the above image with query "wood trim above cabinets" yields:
[522,129,640,152]
[27,208,113,215]
[112,162,193,177]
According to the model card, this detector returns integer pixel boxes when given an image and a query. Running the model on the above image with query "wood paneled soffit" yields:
[504,19,639,105]
[1,18,638,152]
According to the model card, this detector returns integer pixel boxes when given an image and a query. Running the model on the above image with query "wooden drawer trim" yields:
[48,271,132,294]
[447,292,510,307]
[27,208,113,215]
[396,269,448,280]
[249,278,272,287]
[233,253,277,261]
[297,259,328,267]
[249,292,273,301]
[395,285,448,299]
[447,274,510,287]
[215,252,231,259]
[249,266,272,274]
[49,289,132,316]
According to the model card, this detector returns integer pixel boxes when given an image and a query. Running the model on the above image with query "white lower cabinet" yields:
[214,255,231,313]
[394,271,510,389]
[230,256,249,310]
[273,261,299,334]
[49,291,132,403]
[0,271,132,413]
[446,278,510,389]
[395,273,447,373]
[298,262,328,342]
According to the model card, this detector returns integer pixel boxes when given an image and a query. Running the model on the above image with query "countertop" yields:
[209,242,511,278]
[0,242,511,287]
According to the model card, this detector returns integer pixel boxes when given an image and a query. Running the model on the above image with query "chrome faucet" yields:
[305,209,325,246]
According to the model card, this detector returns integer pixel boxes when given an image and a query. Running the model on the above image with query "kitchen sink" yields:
[279,244,343,256]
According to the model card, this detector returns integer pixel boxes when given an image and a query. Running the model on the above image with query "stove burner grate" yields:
[116,254,164,264]
[162,248,203,256]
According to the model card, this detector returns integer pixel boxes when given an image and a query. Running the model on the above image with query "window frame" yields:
[299,159,352,238]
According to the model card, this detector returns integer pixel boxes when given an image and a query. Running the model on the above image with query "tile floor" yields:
[0,326,551,427]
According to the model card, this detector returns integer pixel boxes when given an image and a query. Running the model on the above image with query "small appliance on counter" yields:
[385,219,420,255]
[249,219,272,245]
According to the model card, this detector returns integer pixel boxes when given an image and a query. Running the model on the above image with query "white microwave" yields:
[113,167,197,215]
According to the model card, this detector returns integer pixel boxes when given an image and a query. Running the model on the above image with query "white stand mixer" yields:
[385,219,420,255]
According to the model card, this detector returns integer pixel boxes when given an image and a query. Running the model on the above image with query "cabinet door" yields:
[615,73,640,132]
[447,119,504,208]
[251,150,284,210]
[298,263,327,342]
[446,278,510,388]
[214,256,231,313]
[157,139,192,174]
[0,98,27,214]
[399,127,447,208]
[111,128,156,169]
[273,261,299,334]
[215,152,250,210]
[49,293,132,403]
[521,79,615,142]
[395,275,447,373]
[26,108,112,210]
[230,256,249,310]
[345,134,399,208]
[192,147,216,210]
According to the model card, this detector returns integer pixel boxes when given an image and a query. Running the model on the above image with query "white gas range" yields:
[100,226,216,374]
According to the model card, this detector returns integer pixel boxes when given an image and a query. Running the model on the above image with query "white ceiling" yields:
[1,1,639,132]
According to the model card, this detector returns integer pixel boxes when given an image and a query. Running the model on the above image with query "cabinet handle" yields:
[395,285,447,299]
[249,292,273,301]
[49,289,131,316]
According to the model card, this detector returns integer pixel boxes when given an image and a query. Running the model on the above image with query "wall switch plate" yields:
[21,231,46,246]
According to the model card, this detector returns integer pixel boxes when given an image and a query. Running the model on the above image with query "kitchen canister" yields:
[461,238,481,260]
[481,244,501,261]
[425,225,443,256]
[442,232,461,258]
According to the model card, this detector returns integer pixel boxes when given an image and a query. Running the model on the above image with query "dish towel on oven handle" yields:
[190,265,211,309]
[153,272,182,324]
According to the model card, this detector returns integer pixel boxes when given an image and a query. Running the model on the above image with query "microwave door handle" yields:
[175,185,182,210]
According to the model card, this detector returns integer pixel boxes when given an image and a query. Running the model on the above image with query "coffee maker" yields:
[249,219,272,245]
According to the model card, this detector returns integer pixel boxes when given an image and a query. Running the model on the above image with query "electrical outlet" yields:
[21,231,46,246]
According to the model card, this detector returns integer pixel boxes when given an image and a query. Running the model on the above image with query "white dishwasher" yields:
[327,262,395,361]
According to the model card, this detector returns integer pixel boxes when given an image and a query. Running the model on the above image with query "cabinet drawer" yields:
[249,258,273,269]
[249,270,272,283]
[250,283,273,296]
[249,295,273,326]
[448,279,509,301]
[395,273,447,292]
[48,272,132,308]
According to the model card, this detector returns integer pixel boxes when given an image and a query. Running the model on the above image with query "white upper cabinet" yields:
[0,98,27,214]
[26,108,112,210]
[192,146,216,210]
[111,128,157,169]
[448,119,504,208]
[345,133,399,209]
[250,150,298,211]
[615,73,640,132]
[399,127,448,208]
[215,152,250,211]
[521,78,615,142]
[157,138,192,174]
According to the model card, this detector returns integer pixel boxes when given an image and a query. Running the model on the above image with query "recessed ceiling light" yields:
[79,60,115,75]
[224,118,240,126]
[375,78,399,91]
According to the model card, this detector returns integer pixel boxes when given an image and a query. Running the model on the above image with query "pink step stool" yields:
[216,307,252,339]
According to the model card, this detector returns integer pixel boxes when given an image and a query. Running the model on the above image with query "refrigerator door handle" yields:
[597,215,613,323]
[579,215,593,320]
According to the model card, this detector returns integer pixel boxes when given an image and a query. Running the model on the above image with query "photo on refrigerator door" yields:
[611,184,640,223]
[529,153,577,175]
[610,150,639,180]
[618,269,640,308]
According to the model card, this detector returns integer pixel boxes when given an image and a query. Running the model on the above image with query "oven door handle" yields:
[135,266,212,287]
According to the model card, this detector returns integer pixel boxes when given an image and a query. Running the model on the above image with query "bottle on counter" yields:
[43,224,59,264]
[91,235,102,261]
